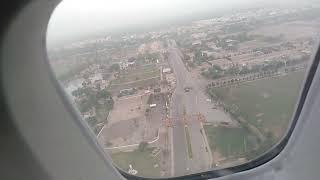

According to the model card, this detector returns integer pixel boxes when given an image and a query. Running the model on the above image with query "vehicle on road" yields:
[184,86,192,92]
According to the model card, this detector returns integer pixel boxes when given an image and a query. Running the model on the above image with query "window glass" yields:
[47,0,319,178]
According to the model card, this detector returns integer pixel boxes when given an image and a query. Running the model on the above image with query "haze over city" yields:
[47,0,320,178]
[47,0,314,47]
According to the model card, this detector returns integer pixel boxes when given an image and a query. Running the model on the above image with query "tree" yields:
[109,63,120,72]
[72,88,82,97]
[138,141,149,152]
[78,99,93,113]
[203,65,223,79]
[226,65,240,76]
[85,116,97,128]
[184,54,191,61]
[96,89,112,99]
[83,73,90,79]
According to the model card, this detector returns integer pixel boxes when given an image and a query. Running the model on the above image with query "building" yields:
[162,68,172,74]
[128,57,136,66]
[119,61,128,70]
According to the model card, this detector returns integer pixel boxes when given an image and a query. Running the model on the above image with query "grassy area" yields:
[210,71,305,138]
[111,64,160,85]
[109,77,160,93]
[204,125,257,157]
[185,126,193,159]
[126,64,156,74]
[109,64,161,93]
[113,70,160,84]
[111,148,160,178]
[95,103,111,122]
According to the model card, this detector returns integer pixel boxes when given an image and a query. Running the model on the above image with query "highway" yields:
[167,40,232,176]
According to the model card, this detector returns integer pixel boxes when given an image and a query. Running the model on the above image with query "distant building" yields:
[154,88,161,93]
[150,104,157,108]
[119,61,128,70]
[162,68,172,74]
[128,57,136,66]
[225,39,235,43]
[192,40,202,46]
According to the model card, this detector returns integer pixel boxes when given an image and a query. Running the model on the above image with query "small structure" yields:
[162,68,172,74]
[119,61,128,70]
[192,40,202,46]
[119,88,136,97]
[154,88,161,93]
[128,164,138,175]
[127,57,136,66]
[150,104,157,108]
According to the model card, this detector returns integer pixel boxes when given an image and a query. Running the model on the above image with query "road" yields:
[167,40,232,176]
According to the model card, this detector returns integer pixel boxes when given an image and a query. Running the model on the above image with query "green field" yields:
[112,70,160,84]
[204,126,257,157]
[111,64,160,85]
[126,64,156,73]
[111,149,160,178]
[209,71,305,138]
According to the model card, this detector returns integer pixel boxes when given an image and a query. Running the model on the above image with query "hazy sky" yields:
[46,0,307,47]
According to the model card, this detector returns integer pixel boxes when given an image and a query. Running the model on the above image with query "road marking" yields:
[196,95,198,105]
[185,125,193,159]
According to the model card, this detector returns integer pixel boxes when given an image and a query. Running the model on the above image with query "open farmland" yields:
[204,125,257,159]
[112,65,160,84]
[210,71,305,139]
[109,65,160,92]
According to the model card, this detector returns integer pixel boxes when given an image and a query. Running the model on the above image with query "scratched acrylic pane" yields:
[46,0,319,178]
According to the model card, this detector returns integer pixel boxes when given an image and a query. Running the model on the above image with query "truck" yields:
[184,86,192,92]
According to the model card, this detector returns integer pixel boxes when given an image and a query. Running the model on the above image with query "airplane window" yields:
[46,0,319,178]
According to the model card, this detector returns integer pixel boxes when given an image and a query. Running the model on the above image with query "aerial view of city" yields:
[47,1,319,178]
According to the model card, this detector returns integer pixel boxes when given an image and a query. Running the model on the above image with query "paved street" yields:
[167,40,232,176]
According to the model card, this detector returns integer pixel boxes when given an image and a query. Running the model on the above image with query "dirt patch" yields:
[105,118,140,140]
[108,94,149,125]
[212,150,224,165]
[256,113,264,117]
[99,116,153,147]
[261,92,270,99]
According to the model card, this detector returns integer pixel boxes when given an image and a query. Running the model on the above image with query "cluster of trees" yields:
[193,50,209,65]
[72,87,114,113]
[211,32,253,51]
[222,22,252,34]
[202,65,224,79]
[84,116,98,130]
[109,63,120,72]
[239,61,285,76]
[202,61,286,80]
